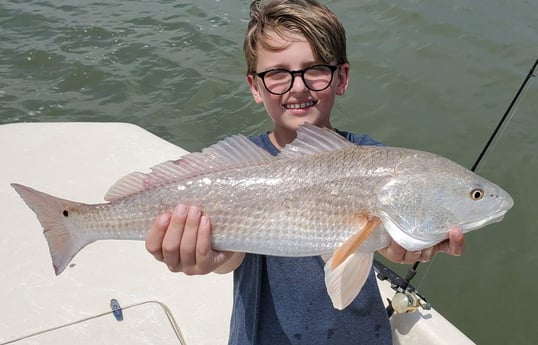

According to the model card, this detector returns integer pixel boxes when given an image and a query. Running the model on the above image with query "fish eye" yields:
[470,188,484,200]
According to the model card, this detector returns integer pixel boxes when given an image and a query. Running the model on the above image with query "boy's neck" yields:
[268,130,295,149]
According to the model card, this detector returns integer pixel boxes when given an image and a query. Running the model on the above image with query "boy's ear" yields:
[246,74,264,104]
[335,63,350,96]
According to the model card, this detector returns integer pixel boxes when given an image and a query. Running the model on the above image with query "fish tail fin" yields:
[11,183,90,275]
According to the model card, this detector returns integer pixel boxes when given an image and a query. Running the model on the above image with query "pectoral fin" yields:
[331,215,380,269]
[324,215,380,310]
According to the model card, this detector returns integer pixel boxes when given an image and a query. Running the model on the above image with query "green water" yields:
[1,1,537,343]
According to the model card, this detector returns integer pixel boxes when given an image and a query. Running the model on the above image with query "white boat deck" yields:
[0,122,475,345]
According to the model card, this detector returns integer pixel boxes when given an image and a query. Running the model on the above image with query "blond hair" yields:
[244,0,348,73]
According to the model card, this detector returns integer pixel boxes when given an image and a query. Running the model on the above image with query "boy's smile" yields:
[246,31,349,147]
[284,100,317,110]
[284,99,318,112]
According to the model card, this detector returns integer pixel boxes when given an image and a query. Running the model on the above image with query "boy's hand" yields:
[145,204,243,275]
[378,228,465,264]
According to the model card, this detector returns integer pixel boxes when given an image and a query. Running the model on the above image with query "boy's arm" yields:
[378,228,465,264]
[145,204,244,275]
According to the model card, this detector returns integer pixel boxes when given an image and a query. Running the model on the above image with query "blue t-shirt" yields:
[228,129,392,345]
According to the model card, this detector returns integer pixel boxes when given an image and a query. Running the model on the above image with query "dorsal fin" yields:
[278,123,354,160]
[104,134,275,201]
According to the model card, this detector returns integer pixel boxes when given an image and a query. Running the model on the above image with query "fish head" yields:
[376,166,513,251]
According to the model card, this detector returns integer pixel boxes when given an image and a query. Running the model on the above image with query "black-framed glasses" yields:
[253,64,338,95]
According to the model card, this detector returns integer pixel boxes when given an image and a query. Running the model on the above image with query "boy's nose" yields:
[289,73,308,93]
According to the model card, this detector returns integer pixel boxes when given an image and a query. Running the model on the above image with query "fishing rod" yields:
[472,58,538,171]
[376,57,538,317]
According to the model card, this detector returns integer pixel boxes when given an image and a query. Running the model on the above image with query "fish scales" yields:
[201,149,386,254]
[71,147,386,256]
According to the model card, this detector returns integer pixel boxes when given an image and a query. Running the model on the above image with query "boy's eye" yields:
[305,66,332,77]
[265,70,290,81]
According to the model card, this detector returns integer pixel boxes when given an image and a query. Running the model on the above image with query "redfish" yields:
[12,124,513,309]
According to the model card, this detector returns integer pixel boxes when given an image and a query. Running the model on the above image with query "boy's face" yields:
[247,31,349,137]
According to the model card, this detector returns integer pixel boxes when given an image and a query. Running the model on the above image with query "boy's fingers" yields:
[145,212,171,261]
[446,228,465,256]
[195,215,215,273]
[379,242,434,264]
[432,228,465,257]
[179,206,202,271]
[146,205,241,275]
[162,204,188,268]
[378,242,406,263]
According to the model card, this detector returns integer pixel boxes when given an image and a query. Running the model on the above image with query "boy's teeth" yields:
[286,101,315,109]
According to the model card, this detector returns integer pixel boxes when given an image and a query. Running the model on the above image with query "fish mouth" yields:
[283,100,318,110]
[460,208,510,233]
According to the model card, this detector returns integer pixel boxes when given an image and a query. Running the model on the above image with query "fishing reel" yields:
[390,289,431,314]
[373,260,431,316]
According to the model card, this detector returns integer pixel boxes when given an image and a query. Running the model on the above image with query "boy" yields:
[146,1,465,344]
